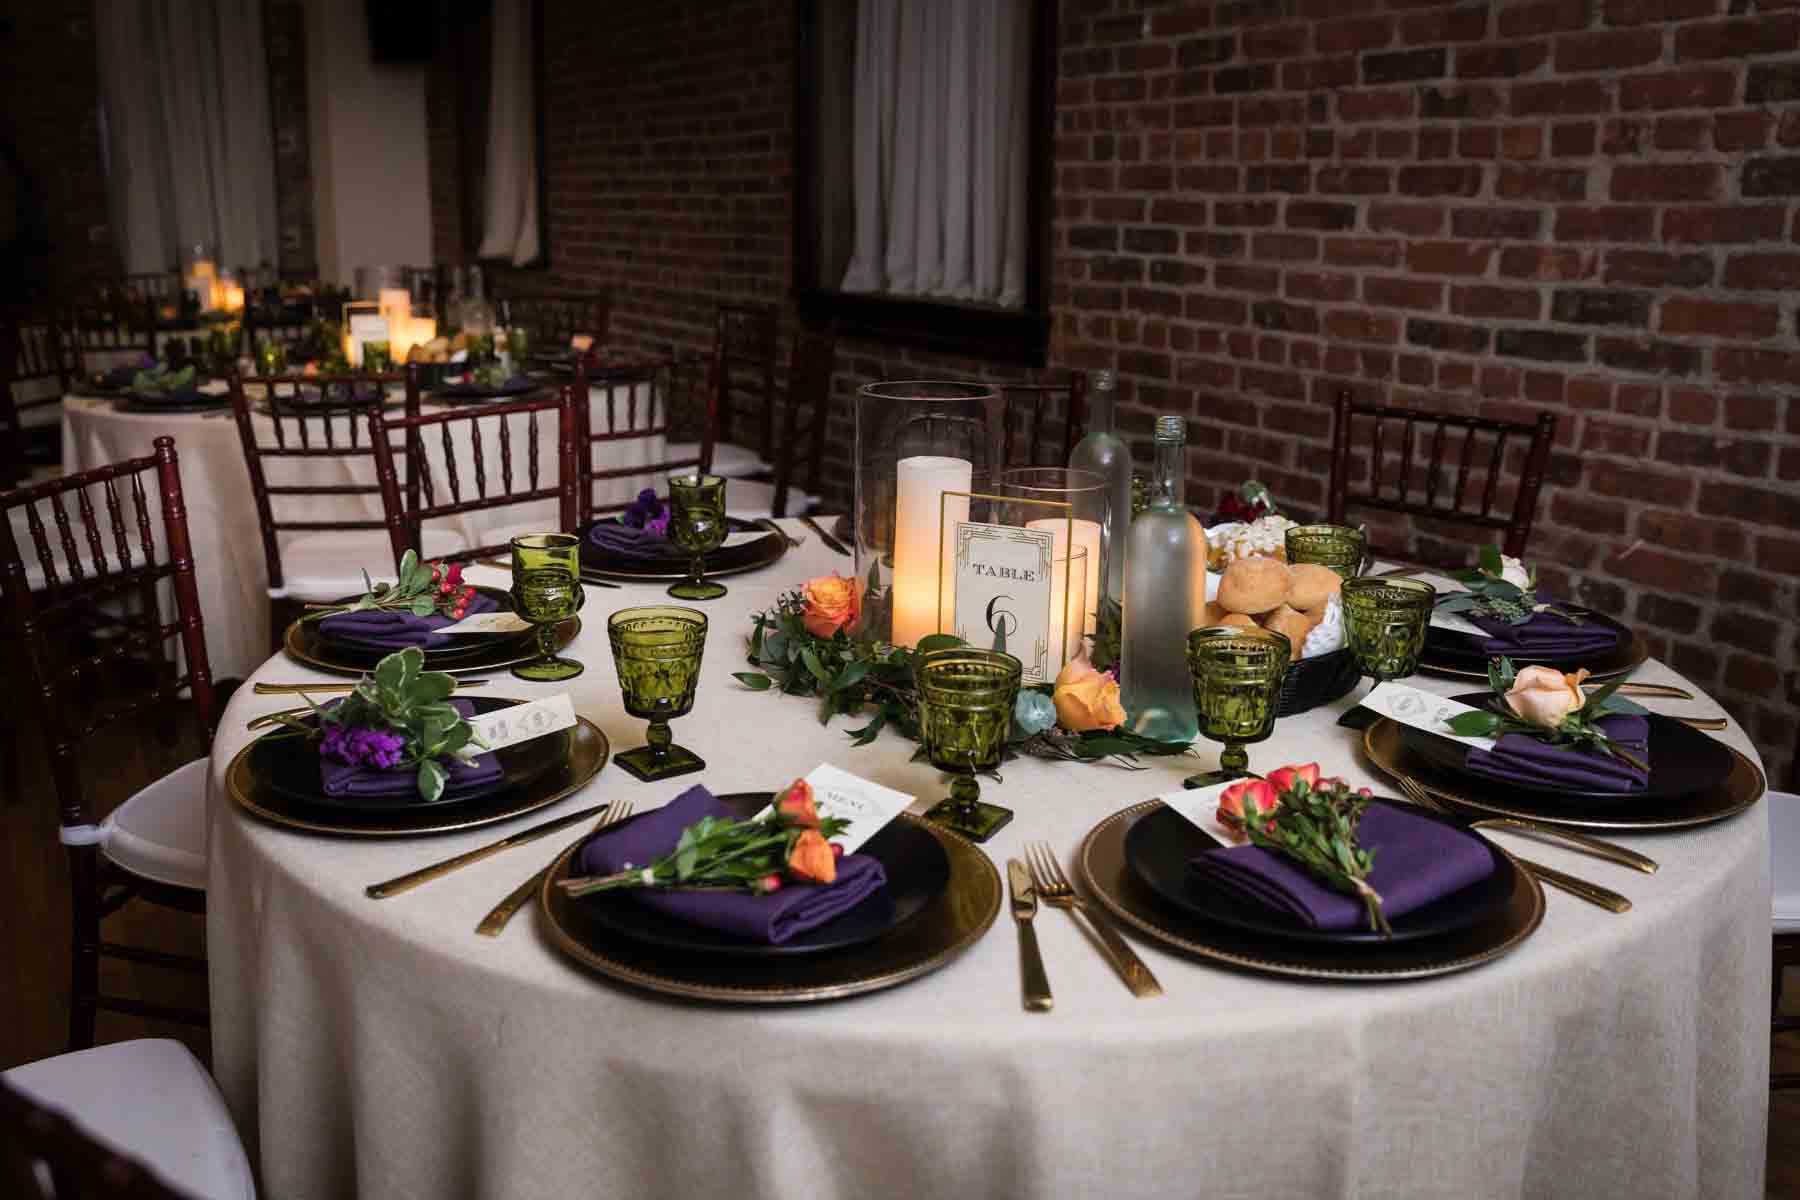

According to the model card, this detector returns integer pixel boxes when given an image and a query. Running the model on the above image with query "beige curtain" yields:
[841,0,1029,309]
[477,0,541,266]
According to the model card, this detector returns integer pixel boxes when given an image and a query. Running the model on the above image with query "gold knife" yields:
[475,799,636,935]
[1008,859,1053,1013]
[1589,682,1696,701]
[365,799,625,899]
[801,514,852,557]
[254,678,489,695]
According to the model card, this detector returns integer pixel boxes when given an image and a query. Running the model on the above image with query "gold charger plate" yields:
[537,814,1001,1003]
[1078,800,1545,981]
[283,611,581,677]
[226,713,609,836]
[1362,718,1765,832]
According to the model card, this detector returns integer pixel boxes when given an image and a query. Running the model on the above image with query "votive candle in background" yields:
[1026,516,1102,636]
[892,455,972,647]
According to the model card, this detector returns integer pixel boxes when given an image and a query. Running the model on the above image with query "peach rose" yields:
[786,829,837,885]
[801,573,861,639]
[1052,657,1126,733]
[1504,665,1588,729]
[1264,762,1320,794]
[1217,777,1279,840]
[776,778,820,828]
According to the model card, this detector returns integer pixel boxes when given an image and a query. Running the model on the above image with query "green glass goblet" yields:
[1285,523,1367,581]
[256,339,288,376]
[667,473,729,601]
[1183,626,1292,789]
[607,605,708,781]
[363,340,393,372]
[509,534,586,681]
[1341,576,1436,683]
[914,647,1022,843]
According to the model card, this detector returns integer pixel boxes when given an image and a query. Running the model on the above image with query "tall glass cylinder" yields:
[1067,368,1131,616]
[854,381,997,648]
[996,466,1107,639]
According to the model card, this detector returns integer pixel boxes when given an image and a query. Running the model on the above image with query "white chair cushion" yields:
[273,527,469,600]
[3,1039,256,1200]
[726,477,817,520]
[100,757,209,892]
[667,440,770,478]
[1772,790,1800,933]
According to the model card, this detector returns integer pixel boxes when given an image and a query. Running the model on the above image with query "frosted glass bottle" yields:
[1067,368,1132,615]
[1120,414,1204,742]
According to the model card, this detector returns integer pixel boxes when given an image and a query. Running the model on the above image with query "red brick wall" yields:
[431,0,1799,783]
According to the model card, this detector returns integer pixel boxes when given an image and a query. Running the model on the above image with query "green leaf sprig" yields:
[1442,655,1649,773]
[1241,775,1391,935]
[557,808,851,899]
[1435,544,1580,627]
[131,363,197,394]
[301,548,474,624]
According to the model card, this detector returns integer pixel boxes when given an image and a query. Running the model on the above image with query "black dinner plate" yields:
[576,515,785,582]
[568,791,949,958]
[1122,801,1514,946]
[1398,692,1736,806]
[117,391,231,414]
[313,584,531,659]
[248,695,568,812]
[1421,607,1636,673]
[432,378,540,402]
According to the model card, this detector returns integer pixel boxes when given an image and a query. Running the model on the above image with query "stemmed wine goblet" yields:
[509,534,586,681]
[1183,626,1291,789]
[608,605,708,781]
[667,473,729,600]
[914,647,1022,842]
[1341,577,1436,683]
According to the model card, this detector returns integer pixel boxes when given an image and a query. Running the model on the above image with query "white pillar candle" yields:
[1027,517,1103,635]
[892,455,972,647]
[378,288,412,326]
[1047,546,1088,669]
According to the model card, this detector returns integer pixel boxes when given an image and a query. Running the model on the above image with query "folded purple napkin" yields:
[1187,802,1496,930]
[1471,600,1620,659]
[318,699,503,801]
[1463,713,1650,793]
[587,520,685,561]
[445,374,532,394]
[576,785,889,944]
[317,589,500,650]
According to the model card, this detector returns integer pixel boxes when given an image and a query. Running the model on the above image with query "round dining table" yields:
[206,526,1771,1200]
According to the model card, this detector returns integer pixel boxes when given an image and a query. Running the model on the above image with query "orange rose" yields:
[1216,777,1279,839]
[776,778,820,828]
[801,573,861,639]
[786,829,837,885]
[1264,762,1320,794]
[1504,665,1588,729]
[1051,657,1126,732]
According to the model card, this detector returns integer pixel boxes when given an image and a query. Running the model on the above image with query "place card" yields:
[949,520,1057,683]
[1358,681,1492,748]
[1158,779,1243,846]
[1428,607,1487,638]
[468,693,577,752]
[753,763,915,855]
[436,610,533,635]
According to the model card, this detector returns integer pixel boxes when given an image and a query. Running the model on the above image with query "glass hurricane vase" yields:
[1183,626,1291,789]
[914,647,1022,842]
[509,534,586,681]
[608,605,708,781]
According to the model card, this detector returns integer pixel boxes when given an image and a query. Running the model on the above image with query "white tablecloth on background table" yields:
[205,525,1770,1199]
[60,389,664,679]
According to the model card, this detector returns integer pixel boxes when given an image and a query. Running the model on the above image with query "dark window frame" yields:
[445,0,551,271]
[792,0,1057,366]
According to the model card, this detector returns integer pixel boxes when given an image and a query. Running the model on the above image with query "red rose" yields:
[1217,778,1279,840]
[776,778,820,828]
[1264,763,1320,794]
[786,830,837,885]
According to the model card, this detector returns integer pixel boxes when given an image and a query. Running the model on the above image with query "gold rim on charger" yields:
[283,609,581,678]
[1361,718,1765,832]
[1077,800,1545,981]
[226,714,609,836]
[537,814,1001,1003]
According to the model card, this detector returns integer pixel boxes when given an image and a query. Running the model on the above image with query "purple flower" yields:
[320,723,409,770]
[645,509,670,537]
[621,487,670,536]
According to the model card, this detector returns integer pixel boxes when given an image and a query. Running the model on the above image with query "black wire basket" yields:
[1275,646,1361,716]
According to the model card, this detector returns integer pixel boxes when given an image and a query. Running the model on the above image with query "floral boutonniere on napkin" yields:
[620,487,671,536]
[1215,763,1390,934]
[269,647,488,801]
[560,778,850,898]
[1436,544,1580,626]
[1441,657,1648,772]
[304,549,479,623]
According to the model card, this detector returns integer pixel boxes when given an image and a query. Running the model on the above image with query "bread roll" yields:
[1287,563,1342,613]
[1217,557,1291,615]
[1261,603,1319,650]
[1219,611,1259,628]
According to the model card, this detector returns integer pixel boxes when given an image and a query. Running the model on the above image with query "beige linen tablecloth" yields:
[207,529,1770,1199]
[61,388,663,678]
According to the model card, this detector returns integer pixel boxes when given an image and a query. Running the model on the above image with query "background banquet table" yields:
[207,527,1770,1200]
[60,386,663,678]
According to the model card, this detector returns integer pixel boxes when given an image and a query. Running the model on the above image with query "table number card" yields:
[346,312,389,365]
[753,763,915,855]
[950,521,1056,683]
[437,610,533,636]
[1358,681,1492,748]
[468,693,577,751]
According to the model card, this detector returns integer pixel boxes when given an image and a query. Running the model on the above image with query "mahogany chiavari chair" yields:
[0,436,217,1050]
[62,277,160,373]
[497,291,611,356]
[369,382,581,565]
[769,325,839,519]
[1327,390,1558,565]
[2,1038,253,1199]
[2,307,74,488]
[228,366,455,648]
[706,302,779,474]
[998,371,1090,469]
[574,356,716,522]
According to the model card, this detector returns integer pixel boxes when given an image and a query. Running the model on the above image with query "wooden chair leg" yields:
[67,851,100,1052]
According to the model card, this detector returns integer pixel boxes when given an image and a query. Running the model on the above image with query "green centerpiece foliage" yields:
[131,363,197,394]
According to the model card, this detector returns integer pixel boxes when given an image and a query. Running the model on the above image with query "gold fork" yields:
[1023,841,1163,998]
[475,799,636,936]
[1392,775,1631,913]
[1398,775,1656,874]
